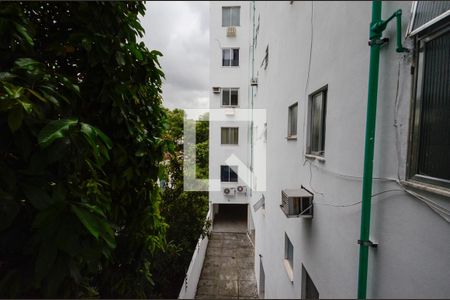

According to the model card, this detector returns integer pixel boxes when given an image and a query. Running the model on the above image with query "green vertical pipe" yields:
[358,1,382,299]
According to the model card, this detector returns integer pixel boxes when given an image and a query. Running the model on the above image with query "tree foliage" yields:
[150,109,210,298]
[0,2,168,297]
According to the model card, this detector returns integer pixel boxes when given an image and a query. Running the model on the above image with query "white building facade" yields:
[208,1,450,299]
[209,2,254,226]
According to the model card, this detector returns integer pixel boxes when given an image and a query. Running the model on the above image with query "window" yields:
[307,87,327,157]
[222,48,239,66]
[284,233,294,270]
[222,6,240,27]
[301,265,319,299]
[221,127,239,145]
[221,165,238,182]
[408,1,450,35]
[222,88,239,106]
[288,103,298,138]
[408,24,450,189]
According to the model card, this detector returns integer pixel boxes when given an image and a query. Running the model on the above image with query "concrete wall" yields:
[209,2,252,205]
[178,211,212,299]
[249,1,450,299]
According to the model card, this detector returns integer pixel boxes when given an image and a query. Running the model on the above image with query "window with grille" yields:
[222,88,239,106]
[221,127,239,145]
[222,6,240,27]
[307,87,327,157]
[288,103,298,138]
[222,48,239,66]
[408,23,450,189]
[221,165,238,182]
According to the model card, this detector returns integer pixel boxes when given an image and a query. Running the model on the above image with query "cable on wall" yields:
[305,52,450,223]
[301,1,314,162]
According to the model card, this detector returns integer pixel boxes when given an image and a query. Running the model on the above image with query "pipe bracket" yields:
[358,239,378,248]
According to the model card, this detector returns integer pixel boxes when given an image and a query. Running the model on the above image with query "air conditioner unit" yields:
[223,187,236,197]
[212,87,221,94]
[226,26,236,37]
[250,78,258,86]
[237,186,247,194]
[280,186,313,218]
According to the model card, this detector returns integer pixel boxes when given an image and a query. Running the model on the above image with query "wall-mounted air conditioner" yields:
[280,186,313,218]
[227,26,236,37]
[237,186,247,194]
[223,187,236,197]
[250,78,258,86]
[212,87,221,94]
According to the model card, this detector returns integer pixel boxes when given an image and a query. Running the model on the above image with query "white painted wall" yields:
[178,211,212,299]
[247,1,450,299]
[209,2,252,206]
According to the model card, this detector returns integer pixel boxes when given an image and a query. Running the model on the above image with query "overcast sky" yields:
[141,1,209,110]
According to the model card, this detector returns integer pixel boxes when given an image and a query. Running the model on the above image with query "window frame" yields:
[220,165,238,182]
[222,6,240,27]
[287,102,298,139]
[222,48,240,67]
[221,88,239,107]
[301,264,319,299]
[307,86,327,158]
[284,233,294,270]
[221,127,239,145]
[407,24,450,190]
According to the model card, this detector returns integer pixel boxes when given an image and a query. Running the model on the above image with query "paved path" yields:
[195,232,258,299]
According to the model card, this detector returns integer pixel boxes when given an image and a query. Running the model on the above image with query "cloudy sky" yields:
[140,1,209,110]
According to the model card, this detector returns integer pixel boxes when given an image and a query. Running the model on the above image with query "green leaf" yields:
[27,88,48,103]
[129,44,143,61]
[14,58,40,70]
[115,51,125,66]
[14,22,34,46]
[95,127,112,149]
[19,100,33,113]
[0,72,16,80]
[38,119,78,148]
[71,205,100,239]
[8,105,23,132]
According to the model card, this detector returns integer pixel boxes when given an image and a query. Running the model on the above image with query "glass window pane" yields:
[231,7,240,26]
[221,165,229,182]
[223,49,231,66]
[222,7,230,27]
[311,93,323,153]
[232,128,239,144]
[229,166,238,182]
[230,89,238,106]
[232,49,239,66]
[417,31,450,180]
[222,89,230,105]
[288,104,298,137]
[221,128,228,144]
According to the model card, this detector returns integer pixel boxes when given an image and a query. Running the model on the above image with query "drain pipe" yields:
[357,1,408,299]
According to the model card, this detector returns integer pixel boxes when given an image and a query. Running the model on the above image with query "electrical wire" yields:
[301,1,314,162]
[307,53,450,223]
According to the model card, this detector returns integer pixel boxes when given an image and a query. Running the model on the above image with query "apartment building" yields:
[209,2,254,230]
[204,1,450,299]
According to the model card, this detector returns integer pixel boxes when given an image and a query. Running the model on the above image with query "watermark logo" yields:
[183,108,267,192]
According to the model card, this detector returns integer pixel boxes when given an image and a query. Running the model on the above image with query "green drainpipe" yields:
[358,1,408,299]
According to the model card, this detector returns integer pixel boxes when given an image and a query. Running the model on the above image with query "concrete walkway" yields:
[195,232,259,299]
